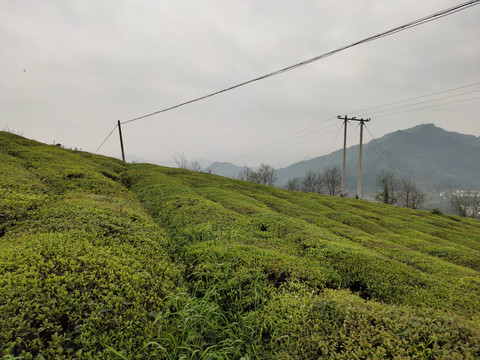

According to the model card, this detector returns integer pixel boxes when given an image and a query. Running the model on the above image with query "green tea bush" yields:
[0,133,180,358]
[0,229,179,358]
[126,160,480,317]
[2,131,480,358]
[259,287,480,359]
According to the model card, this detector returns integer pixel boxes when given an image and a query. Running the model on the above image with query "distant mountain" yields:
[276,124,480,193]
[126,155,173,166]
[190,157,212,169]
[205,162,246,178]
[126,155,211,170]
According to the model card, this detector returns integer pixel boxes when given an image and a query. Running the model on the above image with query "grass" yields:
[1,131,480,359]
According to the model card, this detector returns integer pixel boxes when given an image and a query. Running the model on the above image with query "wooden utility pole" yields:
[117,120,125,162]
[337,115,370,199]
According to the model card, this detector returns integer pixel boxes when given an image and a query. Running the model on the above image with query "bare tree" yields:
[399,178,426,209]
[173,153,189,169]
[473,192,480,219]
[255,163,277,186]
[322,164,342,196]
[190,161,202,172]
[173,153,203,172]
[285,178,300,191]
[302,171,323,194]
[238,164,277,186]
[237,167,254,181]
[374,170,401,205]
[450,190,480,218]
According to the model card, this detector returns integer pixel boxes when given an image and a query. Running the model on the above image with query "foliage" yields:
[0,132,179,359]
[1,131,480,359]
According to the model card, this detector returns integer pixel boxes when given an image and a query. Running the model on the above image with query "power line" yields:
[118,0,480,126]
[358,89,480,118]
[232,81,480,165]
[231,117,336,161]
[240,126,342,165]
[373,95,480,119]
[323,121,360,170]
[349,81,480,115]
[364,125,404,177]
[321,124,346,170]
[94,1,480,155]
[95,124,118,154]
[232,118,338,163]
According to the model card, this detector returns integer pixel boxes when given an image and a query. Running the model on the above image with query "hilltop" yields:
[276,123,480,192]
[1,131,480,359]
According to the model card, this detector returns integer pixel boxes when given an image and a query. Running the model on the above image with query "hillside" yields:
[1,131,480,359]
[276,124,480,193]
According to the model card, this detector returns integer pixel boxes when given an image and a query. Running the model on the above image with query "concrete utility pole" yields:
[117,120,126,162]
[339,116,348,197]
[337,115,371,199]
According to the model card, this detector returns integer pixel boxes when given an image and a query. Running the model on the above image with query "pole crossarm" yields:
[337,115,371,123]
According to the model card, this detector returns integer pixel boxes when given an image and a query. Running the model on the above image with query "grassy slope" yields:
[1,131,480,359]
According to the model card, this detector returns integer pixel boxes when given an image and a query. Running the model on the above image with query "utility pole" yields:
[337,115,370,199]
[357,118,369,199]
[338,116,348,197]
[117,120,125,162]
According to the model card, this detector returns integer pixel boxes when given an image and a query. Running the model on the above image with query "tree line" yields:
[173,156,478,219]
[374,169,425,210]
[284,164,342,196]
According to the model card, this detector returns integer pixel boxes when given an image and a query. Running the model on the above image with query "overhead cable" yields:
[95,124,118,154]
[364,125,404,177]
[232,81,479,165]
[230,117,336,162]
[241,126,342,165]
[373,96,480,119]
[358,89,480,118]
[232,119,338,163]
[119,0,480,126]
[350,81,480,114]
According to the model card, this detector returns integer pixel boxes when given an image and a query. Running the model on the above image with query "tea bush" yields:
[0,132,179,358]
[2,131,480,358]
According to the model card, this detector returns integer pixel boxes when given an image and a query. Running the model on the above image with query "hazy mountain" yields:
[190,157,212,169]
[276,124,480,193]
[205,161,246,178]
[126,154,173,166]
[126,155,211,169]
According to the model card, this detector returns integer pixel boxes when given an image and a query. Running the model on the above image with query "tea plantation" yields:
[1,131,479,359]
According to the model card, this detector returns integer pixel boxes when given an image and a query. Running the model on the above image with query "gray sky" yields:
[1,0,479,168]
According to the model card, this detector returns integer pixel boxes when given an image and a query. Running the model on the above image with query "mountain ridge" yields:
[276,123,480,192]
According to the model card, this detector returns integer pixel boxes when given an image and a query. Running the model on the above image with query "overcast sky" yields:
[1,0,479,168]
